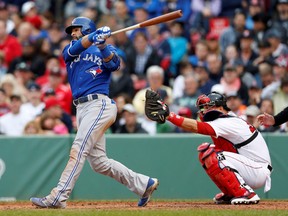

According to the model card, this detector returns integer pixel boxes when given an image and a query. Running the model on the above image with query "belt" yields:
[267,164,273,172]
[73,94,98,106]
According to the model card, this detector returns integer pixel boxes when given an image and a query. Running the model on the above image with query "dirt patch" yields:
[0,200,288,210]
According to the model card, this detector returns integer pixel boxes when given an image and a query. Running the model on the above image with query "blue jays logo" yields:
[87,67,103,78]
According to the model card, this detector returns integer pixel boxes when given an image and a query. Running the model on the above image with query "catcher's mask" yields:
[196,92,230,120]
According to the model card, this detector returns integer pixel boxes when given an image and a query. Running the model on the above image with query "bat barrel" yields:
[139,10,182,28]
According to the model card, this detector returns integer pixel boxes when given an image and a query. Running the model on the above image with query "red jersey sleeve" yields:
[197,121,216,136]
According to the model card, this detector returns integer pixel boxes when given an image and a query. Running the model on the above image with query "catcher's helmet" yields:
[196,91,230,111]
[65,17,96,36]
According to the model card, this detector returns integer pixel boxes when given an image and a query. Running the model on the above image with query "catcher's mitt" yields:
[145,89,170,124]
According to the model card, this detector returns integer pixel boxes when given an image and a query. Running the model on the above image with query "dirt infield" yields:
[1,200,288,210]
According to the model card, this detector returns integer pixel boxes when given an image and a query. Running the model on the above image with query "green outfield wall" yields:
[0,134,287,201]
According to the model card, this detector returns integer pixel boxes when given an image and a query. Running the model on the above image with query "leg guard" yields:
[197,143,253,198]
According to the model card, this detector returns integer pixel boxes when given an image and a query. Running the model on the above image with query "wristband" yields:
[167,112,184,127]
[99,45,112,59]
[87,31,97,43]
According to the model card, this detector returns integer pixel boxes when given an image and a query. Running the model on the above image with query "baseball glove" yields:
[145,89,170,124]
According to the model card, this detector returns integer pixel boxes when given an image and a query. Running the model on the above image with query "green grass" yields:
[0,209,288,216]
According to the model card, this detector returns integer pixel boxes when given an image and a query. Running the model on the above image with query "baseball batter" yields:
[30,17,159,208]
[145,90,272,204]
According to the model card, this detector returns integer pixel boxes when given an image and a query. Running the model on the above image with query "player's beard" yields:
[73,35,83,41]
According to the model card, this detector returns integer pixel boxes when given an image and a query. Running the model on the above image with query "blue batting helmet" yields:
[65,17,96,36]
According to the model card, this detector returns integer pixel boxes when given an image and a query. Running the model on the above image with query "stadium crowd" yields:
[0,0,288,136]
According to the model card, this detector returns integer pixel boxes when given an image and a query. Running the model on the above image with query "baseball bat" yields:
[111,10,183,36]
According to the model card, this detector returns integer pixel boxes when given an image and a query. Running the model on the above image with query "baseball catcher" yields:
[145,89,272,205]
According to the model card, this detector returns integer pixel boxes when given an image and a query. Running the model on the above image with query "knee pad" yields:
[197,143,252,197]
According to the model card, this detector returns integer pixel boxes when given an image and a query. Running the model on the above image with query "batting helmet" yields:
[65,17,96,36]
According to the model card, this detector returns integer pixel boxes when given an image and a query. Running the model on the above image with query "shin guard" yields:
[197,143,253,198]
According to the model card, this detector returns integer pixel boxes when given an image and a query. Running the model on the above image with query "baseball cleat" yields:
[231,193,260,205]
[30,197,66,209]
[213,192,233,204]
[138,178,159,207]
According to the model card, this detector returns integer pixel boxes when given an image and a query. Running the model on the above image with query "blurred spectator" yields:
[265,28,288,59]
[217,63,249,104]
[219,9,247,53]
[125,0,163,18]
[39,111,69,135]
[32,38,52,76]
[245,0,265,30]
[172,73,201,119]
[190,0,221,34]
[0,74,24,99]
[270,0,288,43]
[0,95,31,135]
[147,24,171,85]
[258,62,275,88]
[113,23,135,59]
[258,98,280,132]
[238,29,259,76]
[244,104,261,128]
[189,40,209,68]
[126,32,160,90]
[113,0,134,27]
[21,1,49,42]
[234,59,258,89]
[44,96,73,133]
[8,40,46,79]
[47,23,65,56]
[132,65,172,115]
[248,84,262,106]
[109,52,134,99]
[115,103,148,134]
[64,0,98,18]
[0,19,22,67]
[226,92,247,117]
[194,61,217,94]
[206,53,223,83]
[128,7,149,40]
[252,40,273,66]
[16,22,33,45]
[0,1,15,34]
[13,62,34,94]
[161,0,192,36]
[167,21,189,77]
[261,55,288,99]
[272,75,288,114]
[80,4,102,23]
[36,55,64,87]
[110,93,133,133]
[205,32,221,55]
[224,44,239,65]
[21,82,45,121]
[41,66,72,114]
[0,88,9,116]
[0,49,6,79]
[251,12,271,48]
[23,120,43,135]
[219,0,243,19]
[172,61,194,99]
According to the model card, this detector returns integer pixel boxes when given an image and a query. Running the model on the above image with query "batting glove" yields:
[95,26,111,45]
[87,26,111,45]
